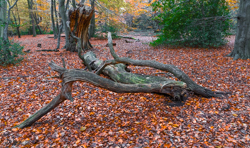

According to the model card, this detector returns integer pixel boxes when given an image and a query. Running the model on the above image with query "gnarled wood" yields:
[106,32,228,98]
[68,3,93,52]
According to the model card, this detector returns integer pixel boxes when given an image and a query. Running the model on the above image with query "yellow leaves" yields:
[118,96,124,100]
[80,126,86,131]
[232,113,238,117]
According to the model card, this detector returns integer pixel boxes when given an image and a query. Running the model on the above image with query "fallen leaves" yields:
[0,34,249,147]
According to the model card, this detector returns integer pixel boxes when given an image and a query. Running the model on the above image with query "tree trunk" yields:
[89,0,95,38]
[0,0,7,38]
[27,0,36,37]
[15,3,21,38]
[54,0,59,37]
[68,3,93,51]
[56,24,63,49]
[34,14,43,34]
[51,0,57,38]
[228,0,250,60]
[59,0,70,49]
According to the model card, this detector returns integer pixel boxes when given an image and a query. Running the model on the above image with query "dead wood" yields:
[36,49,59,52]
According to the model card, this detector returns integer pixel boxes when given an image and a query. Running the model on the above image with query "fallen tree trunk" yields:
[15,4,230,128]
[15,60,187,128]
[15,33,229,129]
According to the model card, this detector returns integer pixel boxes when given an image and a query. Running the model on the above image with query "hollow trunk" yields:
[228,0,250,60]
[68,3,93,51]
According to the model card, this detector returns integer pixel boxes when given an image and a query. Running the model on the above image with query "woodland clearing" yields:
[0,34,249,147]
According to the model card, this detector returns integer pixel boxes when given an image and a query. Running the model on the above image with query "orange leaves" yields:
[0,34,250,147]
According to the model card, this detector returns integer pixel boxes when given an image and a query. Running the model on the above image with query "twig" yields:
[44,75,60,79]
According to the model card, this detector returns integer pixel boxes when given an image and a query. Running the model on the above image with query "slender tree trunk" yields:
[51,0,57,38]
[56,24,63,49]
[89,0,95,38]
[15,3,21,38]
[1,0,18,61]
[59,0,70,49]
[34,14,42,34]
[27,0,36,37]
[228,0,250,60]
[54,0,59,36]
[0,0,7,38]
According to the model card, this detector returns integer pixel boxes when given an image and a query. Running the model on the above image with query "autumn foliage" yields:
[0,34,249,147]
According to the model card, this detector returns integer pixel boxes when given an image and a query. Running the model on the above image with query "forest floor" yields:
[0,34,249,147]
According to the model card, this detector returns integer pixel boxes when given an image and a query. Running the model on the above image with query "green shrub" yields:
[0,38,24,66]
[151,0,231,48]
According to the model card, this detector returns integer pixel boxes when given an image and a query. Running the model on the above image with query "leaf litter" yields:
[0,34,249,147]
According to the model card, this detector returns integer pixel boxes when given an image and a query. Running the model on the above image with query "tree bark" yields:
[68,3,93,51]
[54,0,59,37]
[27,0,36,37]
[59,0,70,49]
[51,0,57,38]
[228,0,250,60]
[0,0,7,38]
[13,3,21,38]
[89,0,95,38]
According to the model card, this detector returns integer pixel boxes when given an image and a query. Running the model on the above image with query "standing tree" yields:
[227,0,250,60]
[0,0,23,66]
[11,3,21,38]
[51,0,57,39]
[89,0,95,38]
[59,0,72,51]
[0,0,7,38]
[27,0,36,37]
[1,0,18,42]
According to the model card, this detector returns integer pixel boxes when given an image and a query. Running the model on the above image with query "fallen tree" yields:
[15,4,229,129]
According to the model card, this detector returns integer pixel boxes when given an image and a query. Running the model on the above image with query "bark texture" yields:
[0,0,7,38]
[228,0,250,60]
[27,0,36,37]
[89,0,95,38]
[68,3,93,51]
[59,0,70,49]
[51,0,57,39]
